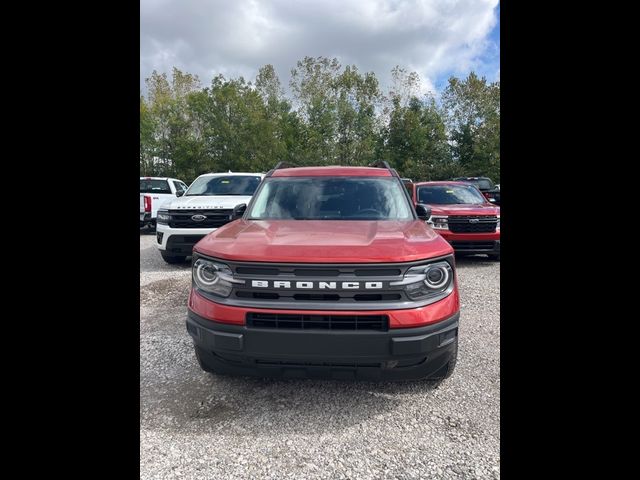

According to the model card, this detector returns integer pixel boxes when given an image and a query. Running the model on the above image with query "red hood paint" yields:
[429,204,500,216]
[194,220,453,263]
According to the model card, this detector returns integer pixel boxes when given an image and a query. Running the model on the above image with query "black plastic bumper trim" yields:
[187,309,459,379]
[450,240,500,254]
[165,235,206,255]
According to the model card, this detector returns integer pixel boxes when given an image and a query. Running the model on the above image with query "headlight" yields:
[192,258,244,298]
[496,214,500,230]
[430,216,448,230]
[157,210,170,224]
[391,261,454,301]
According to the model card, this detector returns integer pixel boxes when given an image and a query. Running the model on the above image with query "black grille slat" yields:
[246,313,389,331]
[450,241,496,250]
[236,267,281,275]
[354,269,401,276]
[168,209,234,229]
[448,215,497,221]
[236,291,280,299]
[233,266,403,277]
[448,215,497,233]
[293,293,340,301]
[235,291,405,302]
[254,359,381,368]
[449,223,496,233]
[293,269,340,277]
[353,293,402,301]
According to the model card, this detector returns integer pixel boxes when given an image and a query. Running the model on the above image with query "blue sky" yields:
[141,0,500,96]
[434,3,499,91]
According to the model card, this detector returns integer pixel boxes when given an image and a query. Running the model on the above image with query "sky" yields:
[140,0,500,96]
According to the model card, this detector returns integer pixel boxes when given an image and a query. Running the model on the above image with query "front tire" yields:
[160,251,186,264]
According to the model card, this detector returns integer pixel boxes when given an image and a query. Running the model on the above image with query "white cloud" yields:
[140,0,499,94]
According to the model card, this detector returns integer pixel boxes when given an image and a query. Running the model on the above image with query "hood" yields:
[164,195,253,210]
[194,220,453,263]
[428,204,500,216]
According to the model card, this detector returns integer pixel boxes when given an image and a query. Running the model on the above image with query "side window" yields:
[173,181,185,194]
[179,182,188,191]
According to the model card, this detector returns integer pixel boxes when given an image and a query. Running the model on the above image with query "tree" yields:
[290,57,341,164]
[140,61,499,184]
[140,95,156,176]
[142,68,201,179]
[333,66,382,165]
[378,95,453,181]
[442,72,500,181]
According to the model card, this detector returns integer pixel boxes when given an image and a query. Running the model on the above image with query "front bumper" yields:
[186,309,459,380]
[156,224,218,254]
[438,231,500,255]
[140,213,152,226]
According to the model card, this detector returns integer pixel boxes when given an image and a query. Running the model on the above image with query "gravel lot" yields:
[140,230,500,479]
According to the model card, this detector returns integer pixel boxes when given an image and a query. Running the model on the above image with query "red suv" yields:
[411,181,500,260]
[186,163,460,381]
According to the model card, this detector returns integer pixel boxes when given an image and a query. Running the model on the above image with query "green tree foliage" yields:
[140,60,500,184]
[442,72,500,182]
[376,66,456,181]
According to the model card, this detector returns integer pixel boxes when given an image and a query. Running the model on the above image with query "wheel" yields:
[488,253,500,261]
[160,251,186,264]
[428,338,458,381]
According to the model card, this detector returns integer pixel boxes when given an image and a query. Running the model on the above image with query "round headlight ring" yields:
[195,262,220,286]
[424,264,450,289]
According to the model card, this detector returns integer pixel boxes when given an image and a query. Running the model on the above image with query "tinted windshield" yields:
[458,178,493,190]
[186,175,262,196]
[248,177,414,220]
[417,184,487,205]
[140,179,171,194]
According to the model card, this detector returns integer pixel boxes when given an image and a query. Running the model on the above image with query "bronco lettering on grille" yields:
[250,280,383,289]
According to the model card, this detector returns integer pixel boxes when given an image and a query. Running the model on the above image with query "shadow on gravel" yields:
[140,227,156,236]
[454,255,499,267]
[140,364,442,435]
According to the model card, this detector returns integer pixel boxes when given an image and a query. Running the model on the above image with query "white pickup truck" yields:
[156,172,264,263]
[140,177,189,229]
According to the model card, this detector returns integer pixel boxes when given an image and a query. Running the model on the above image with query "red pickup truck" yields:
[185,163,460,381]
[411,181,500,260]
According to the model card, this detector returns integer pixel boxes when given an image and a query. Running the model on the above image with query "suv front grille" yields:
[195,257,454,310]
[450,241,496,250]
[448,215,497,233]
[168,209,234,229]
[246,312,389,331]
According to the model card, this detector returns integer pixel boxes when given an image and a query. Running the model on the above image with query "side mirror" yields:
[415,203,432,220]
[176,190,184,197]
[232,203,247,220]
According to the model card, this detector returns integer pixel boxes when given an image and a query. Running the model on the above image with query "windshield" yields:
[457,178,493,190]
[185,175,262,196]
[140,179,171,194]
[248,177,414,220]
[417,184,487,205]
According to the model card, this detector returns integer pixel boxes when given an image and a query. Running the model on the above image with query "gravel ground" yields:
[140,232,500,479]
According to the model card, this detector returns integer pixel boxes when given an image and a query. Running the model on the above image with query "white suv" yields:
[156,172,264,263]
